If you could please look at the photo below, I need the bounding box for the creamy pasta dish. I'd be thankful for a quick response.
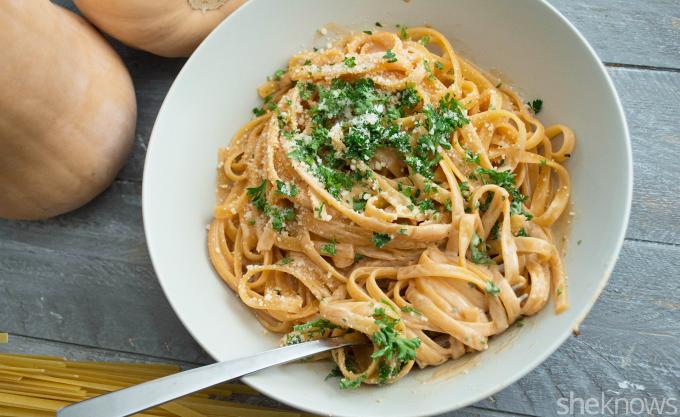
[208,26,575,388]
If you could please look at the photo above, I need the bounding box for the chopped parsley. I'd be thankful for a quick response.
[419,35,431,46]
[363,30,373,35]
[252,107,266,116]
[470,233,494,265]
[315,202,325,219]
[326,365,343,380]
[400,305,421,315]
[515,318,525,328]
[320,239,337,256]
[339,374,366,389]
[303,59,312,66]
[375,21,383,27]
[343,56,357,68]
[434,61,444,71]
[352,197,367,212]
[246,180,268,211]
[279,257,292,265]
[485,280,501,296]
[418,199,435,212]
[444,199,452,212]
[510,200,533,220]
[372,233,392,248]
[383,49,398,63]
[275,180,299,197]
[246,180,295,232]
[490,221,501,240]
[292,318,339,333]
[423,60,435,81]
[516,228,528,237]
[540,159,548,167]
[370,307,421,384]
[464,150,480,164]
[270,68,286,81]
[269,207,295,232]
[528,99,543,114]
[397,24,409,39]
[475,167,528,206]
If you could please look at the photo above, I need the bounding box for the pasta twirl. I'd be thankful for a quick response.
[208,27,575,388]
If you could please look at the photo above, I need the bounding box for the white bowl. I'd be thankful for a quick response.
[142,1,632,416]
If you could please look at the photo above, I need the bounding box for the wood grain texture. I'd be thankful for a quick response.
[0,335,532,417]
[548,0,680,69]
[2,2,679,417]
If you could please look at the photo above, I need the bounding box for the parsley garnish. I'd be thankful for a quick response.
[464,150,480,164]
[343,56,357,68]
[490,221,500,240]
[339,375,366,389]
[275,180,299,197]
[252,107,265,116]
[370,307,421,384]
[528,99,543,114]
[516,228,528,237]
[510,200,533,220]
[363,30,373,35]
[485,280,501,296]
[423,60,435,81]
[279,257,292,265]
[315,202,325,219]
[397,24,409,39]
[246,180,268,211]
[418,199,435,212]
[419,35,430,45]
[383,49,397,63]
[320,239,337,256]
[269,207,295,232]
[375,21,383,27]
[434,61,444,71]
[293,318,339,333]
[470,233,494,265]
[352,197,367,212]
[371,233,392,249]
[540,159,548,167]
[270,68,286,81]
[246,181,295,232]
[303,59,312,66]
[326,365,343,380]
[475,167,526,203]
[372,233,391,248]
[400,306,421,315]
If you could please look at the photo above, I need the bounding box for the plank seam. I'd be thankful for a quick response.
[604,62,680,74]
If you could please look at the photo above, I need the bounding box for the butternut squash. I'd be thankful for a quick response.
[0,1,136,220]
[74,0,247,58]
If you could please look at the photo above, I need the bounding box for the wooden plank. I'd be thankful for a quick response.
[548,0,680,69]
[2,237,678,416]
[609,67,680,245]
[0,336,519,417]
[476,239,680,416]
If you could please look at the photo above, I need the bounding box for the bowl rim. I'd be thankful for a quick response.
[142,0,633,415]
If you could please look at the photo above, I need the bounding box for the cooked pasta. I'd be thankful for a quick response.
[208,27,575,388]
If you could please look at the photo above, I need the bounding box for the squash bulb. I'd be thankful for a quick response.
[0,1,136,220]
[74,0,247,58]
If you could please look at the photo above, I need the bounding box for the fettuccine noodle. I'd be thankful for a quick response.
[208,27,575,387]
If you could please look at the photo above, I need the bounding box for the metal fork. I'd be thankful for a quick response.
[57,334,363,417]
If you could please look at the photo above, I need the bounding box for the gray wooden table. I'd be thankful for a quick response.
[2,1,679,416]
